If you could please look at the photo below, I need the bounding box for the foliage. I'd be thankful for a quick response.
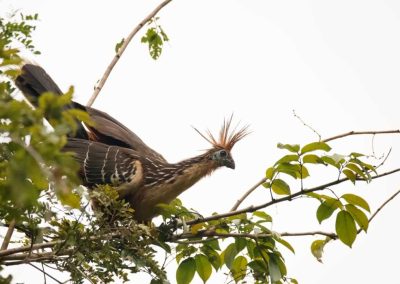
[0,7,398,284]
[141,17,169,60]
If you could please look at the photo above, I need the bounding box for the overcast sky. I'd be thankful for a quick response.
[2,0,400,283]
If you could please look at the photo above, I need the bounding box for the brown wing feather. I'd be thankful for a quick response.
[71,103,166,163]
[64,138,142,187]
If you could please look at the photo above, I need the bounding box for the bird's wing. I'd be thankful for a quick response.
[64,138,144,189]
[72,103,167,163]
[16,64,89,139]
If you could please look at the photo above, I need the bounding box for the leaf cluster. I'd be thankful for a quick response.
[141,17,169,60]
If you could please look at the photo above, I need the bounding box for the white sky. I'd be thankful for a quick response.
[2,0,400,283]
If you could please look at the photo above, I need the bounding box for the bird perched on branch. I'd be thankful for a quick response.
[15,64,248,222]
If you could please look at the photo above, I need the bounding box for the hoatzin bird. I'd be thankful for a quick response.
[15,64,248,222]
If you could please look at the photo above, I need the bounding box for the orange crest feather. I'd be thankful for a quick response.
[193,115,249,150]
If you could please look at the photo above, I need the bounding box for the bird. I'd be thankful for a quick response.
[15,64,249,222]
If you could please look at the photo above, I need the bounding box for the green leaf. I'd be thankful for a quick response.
[248,259,268,275]
[205,239,221,251]
[346,163,368,181]
[222,244,238,269]
[200,246,221,271]
[321,156,340,169]
[341,193,370,212]
[316,199,341,223]
[271,179,291,195]
[246,241,256,259]
[275,163,309,179]
[310,239,330,262]
[274,154,299,166]
[268,254,282,282]
[176,257,196,284]
[330,153,346,164]
[301,141,331,154]
[343,169,356,184]
[306,192,322,200]
[302,154,324,164]
[275,163,298,179]
[253,211,272,222]
[57,191,81,208]
[235,238,247,253]
[277,143,300,153]
[336,210,357,247]
[345,204,369,232]
[265,167,275,180]
[231,256,248,282]
[114,38,125,53]
[350,152,364,158]
[274,237,295,254]
[195,254,212,283]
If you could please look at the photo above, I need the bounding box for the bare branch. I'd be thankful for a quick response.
[86,0,173,106]
[365,189,400,226]
[0,240,61,258]
[1,219,16,250]
[323,130,400,143]
[29,263,63,284]
[230,178,266,211]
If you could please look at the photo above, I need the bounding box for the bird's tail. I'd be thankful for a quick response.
[15,64,88,139]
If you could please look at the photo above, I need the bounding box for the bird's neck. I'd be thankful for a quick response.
[144,152,219,204]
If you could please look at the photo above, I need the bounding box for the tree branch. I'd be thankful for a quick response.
[231,130,400,212]
[29,263,64,284]
[0,240,61,258]
[360,189,400,232]
[1,219,16,250]
[230,178,266,211]
[172,230,337,242]
[174,187,400,246]
[86,0,173,106]
[186,168,400,226]
[323,130,400,143]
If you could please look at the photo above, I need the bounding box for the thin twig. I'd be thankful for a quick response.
[323,130,400,143]
[1,219,16,250]
[29,263,63,284]
[365,189,400,227]
[230,178,266,211]
[86,0,173,106]
[42,263,47,284]
[293,110,321,141]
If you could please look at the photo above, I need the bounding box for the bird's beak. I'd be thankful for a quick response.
[225,158,235,169]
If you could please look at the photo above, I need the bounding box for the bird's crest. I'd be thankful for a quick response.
[193,115,250,150]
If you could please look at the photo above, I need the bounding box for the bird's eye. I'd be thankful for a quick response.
[219,150,227,157]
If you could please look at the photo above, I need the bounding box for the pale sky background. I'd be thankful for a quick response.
[1,0,400,283]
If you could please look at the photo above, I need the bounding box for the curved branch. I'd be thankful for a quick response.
[86,0,173,106]
[230,178,266,211]
[360,189,400,231]
[323,130,400,143]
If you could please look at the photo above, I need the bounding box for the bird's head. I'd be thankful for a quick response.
[194,115,249,170]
